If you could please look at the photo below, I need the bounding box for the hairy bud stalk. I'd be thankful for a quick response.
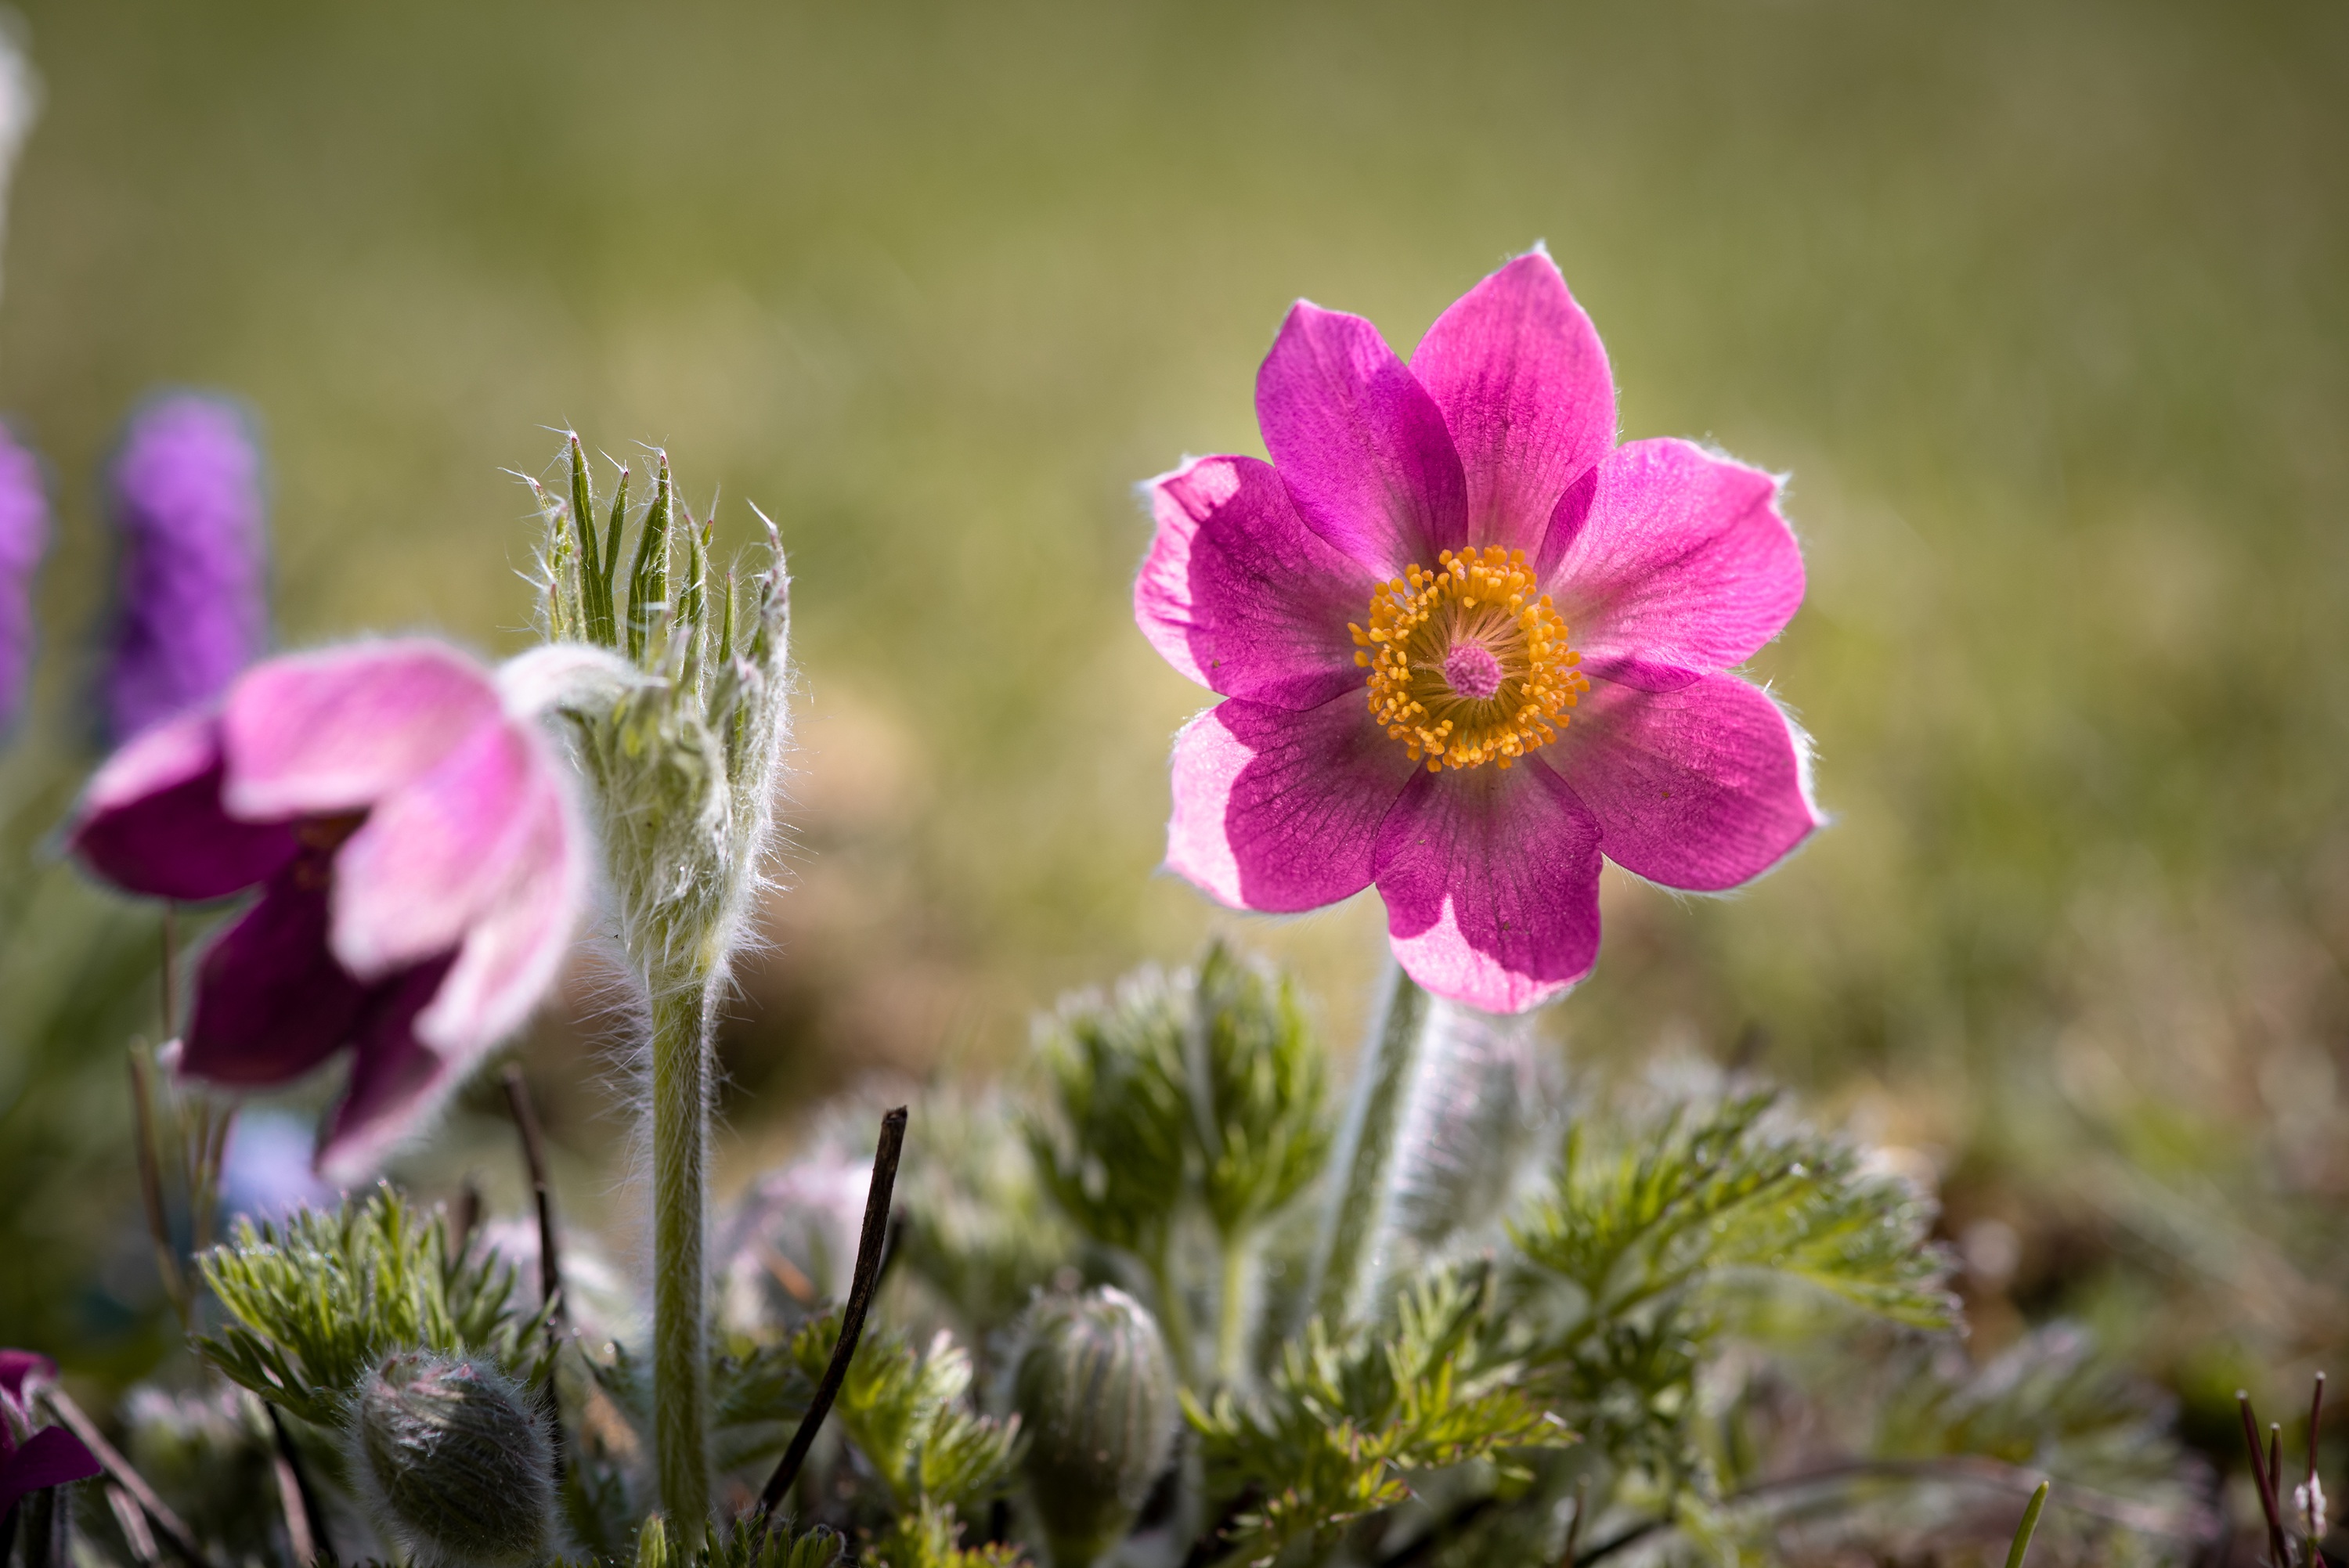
[1012,1288,1178,1568]
[1311,968,1553,1325]
[529,437,792,1541]
[349,1351,556,1568]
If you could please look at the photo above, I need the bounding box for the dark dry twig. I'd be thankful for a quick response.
[265,1404,323,1566]
[2241,1391,2292,1568]
[500,1065,568,1481]
[127,1049,186,1317]
[752,1105,910,1527]
[1561,1476,1589,1568]
[191,1101,233,1257]
[448,1179,482,1263]
[500,1065,567,1332]
[38,1387,215,1568]
[2309,1373,2327,1558]
[105,1483,159,1564]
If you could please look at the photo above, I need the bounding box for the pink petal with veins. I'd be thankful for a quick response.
[1551,672,1819,890]
[1136,453,1380,711]
[1166,692,1417,912]
[1256,302,1467,578]
[1413,249,1615,555]
[1372,759,1604,1014]
[220,640,500,820]
[329,716,541,979]
[1541,439,1803,687]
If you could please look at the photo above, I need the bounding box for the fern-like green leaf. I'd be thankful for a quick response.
[868,1498,1030,1568]
[194,1187,550,1426]
[1187,1267,1572,1566]
[1511,1090,1956,1337]
[787,1310,1022,1515]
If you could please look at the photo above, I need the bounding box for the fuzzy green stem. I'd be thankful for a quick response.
[1146,1247,1193,1385]
[1309,961,1429,1326]
[651,977,715,1543]
[1214,1227,1255,1386]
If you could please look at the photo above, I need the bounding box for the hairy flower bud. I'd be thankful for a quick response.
[2297,1477,2328,1542]
[1012,1287,1177,1568]
[349,1350,554,1568]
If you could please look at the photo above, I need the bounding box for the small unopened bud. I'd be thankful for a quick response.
[2296,1476,2328,1541]
[1012,1287,1177,1568]
[349,1350,554,1568]
[633,1513,670,1568]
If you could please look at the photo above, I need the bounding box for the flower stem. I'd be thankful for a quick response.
[1146,1246,1193,1384]
[650,977,715,1544]
[1309,961,1429,1327]
[1214,1227,1255,1386]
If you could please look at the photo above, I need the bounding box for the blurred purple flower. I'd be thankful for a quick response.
[69,639,586,1182]
[0,1350,103,1519]
[103,393,269,743]
[218,1108,338,1221]
[0,424,47,734]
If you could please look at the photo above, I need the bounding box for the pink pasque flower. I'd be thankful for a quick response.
[1137,249,1817,1013]
[1,1350,103,1519]
[69,640,586,1181]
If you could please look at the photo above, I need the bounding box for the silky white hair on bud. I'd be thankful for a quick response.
[347,1350,557,1568]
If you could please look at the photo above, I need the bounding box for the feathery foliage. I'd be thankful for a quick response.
[865,1500,1030,1568]
[629,1512,849,1568]
[194,1187,552,1427]
[786,1309,1023,1517]
[1189,943,1330,1240]
[1188,1267,1570,1566]
[148,948,2206,1568]
[1510,1088,1958,1336]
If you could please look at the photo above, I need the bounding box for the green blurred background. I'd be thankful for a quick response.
[2,0,2344,1451]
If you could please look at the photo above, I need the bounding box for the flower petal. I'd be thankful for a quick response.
[1167,693,1417,913]
[0,1350,56,1403]
[414,763,584,1055]
[314,955,459,1185]
[0,1426,105,1516]
[1411,250,1615,553]
[220,640,500,820]
[1371,759,1604,1013]
[1550,672,1820,890]
[68,710,298,899]
[1256,301,1467,577]
[1136,454,1378,709]
[328,716,541,979]
[1540,439,1803,682]
[181,873,370,1086]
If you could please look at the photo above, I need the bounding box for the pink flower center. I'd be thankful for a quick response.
[1441,641,1504,701]
[1348,546,1589,773]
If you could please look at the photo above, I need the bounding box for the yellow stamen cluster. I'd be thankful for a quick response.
[1349,546,1588,773]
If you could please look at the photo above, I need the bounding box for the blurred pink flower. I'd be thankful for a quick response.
[70,640,586,1181]
[0,1350,103,1519]
[1137,249,1817,1012]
